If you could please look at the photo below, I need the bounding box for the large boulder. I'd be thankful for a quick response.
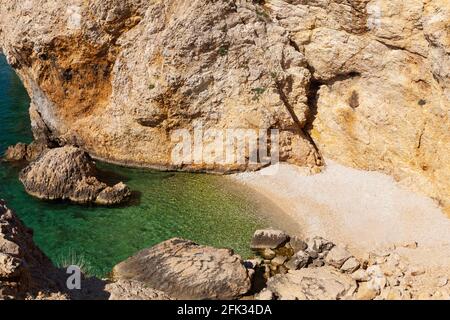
[19,146,131,205]
[266,267,357,300]
[112,238,253,300]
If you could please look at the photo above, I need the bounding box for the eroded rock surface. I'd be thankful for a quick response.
[19,146,131,205]
[112,238,253,300]
[0,200,64,300]
[266,267,357,300]
[0,0,322,174]
[104,280,171,300]
[250,229,290,250]
[269,0,450,213]
[1,0,448,211]
[3,141,49,162]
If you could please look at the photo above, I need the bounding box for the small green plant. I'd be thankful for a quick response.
[148,83,155,90]
[252,87,266,101]
[54,249,94,277]
[218,46,229,56]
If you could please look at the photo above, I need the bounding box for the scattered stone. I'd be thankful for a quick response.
[325,246,352,269]
[104,280,171,300]
[307,250,319,260]
[437,277,448,287]
[433,289,450,300]
[356,282,379,300]
[112,238,252,300]
[0,253,21,278]
[366,265,387,292]
[255,289,274,301]
[266,267,357,300]
[271,256,287,267]
[372,249,391,258]
[19,146,131,205]
[274,246,294,258]
[289,236,308,253]
[278,265,288,275]
[401,242,418,249]
[369,252,388,265]
[409,267,426,277]
[285,251,310,270]
[251,229,289,250]
[385,288,410,300]
[387,276,401,287]
[367,265,384,278]
[417,292,432,300]
[352,269,370,282]
[310,259,325,268]
[368,276,387,292]
[261,248,276,260]
[305,237,335,255]
[340,257,361,274]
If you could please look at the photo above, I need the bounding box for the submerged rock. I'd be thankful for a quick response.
[4,143,28,161]
[19,146,130,205]
[96,182,131,206]
[112,238,253,300]
[4,141,48,162]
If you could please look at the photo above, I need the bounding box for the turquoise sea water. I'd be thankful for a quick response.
[0,54,277,277]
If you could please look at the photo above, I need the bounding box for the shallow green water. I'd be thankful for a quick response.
[0,54,276,277]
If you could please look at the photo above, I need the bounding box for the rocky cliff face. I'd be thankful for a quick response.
[0,200,65,299]
[0,1,448,211]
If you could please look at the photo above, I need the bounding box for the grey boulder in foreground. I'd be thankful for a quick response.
[112,238,253,300]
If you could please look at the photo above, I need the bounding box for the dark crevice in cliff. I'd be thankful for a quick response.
[321,71,362,87]
[374,39,427,59]
[304,70,361,131]
[304,77,321,134]
[280,40,326,165]
[31,107,61,148]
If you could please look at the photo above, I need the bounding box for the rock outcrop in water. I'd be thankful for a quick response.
[112,238,253,300]
[3,141,49,162]
[19,146,131,205]
[0,0,448,212]
[0,200,65,300]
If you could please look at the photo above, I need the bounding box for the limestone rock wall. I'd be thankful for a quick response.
[0,0,321,173]
[0,0,449,211]
[271,0,450,212]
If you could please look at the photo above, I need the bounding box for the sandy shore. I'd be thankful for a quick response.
[232,160,450,269]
